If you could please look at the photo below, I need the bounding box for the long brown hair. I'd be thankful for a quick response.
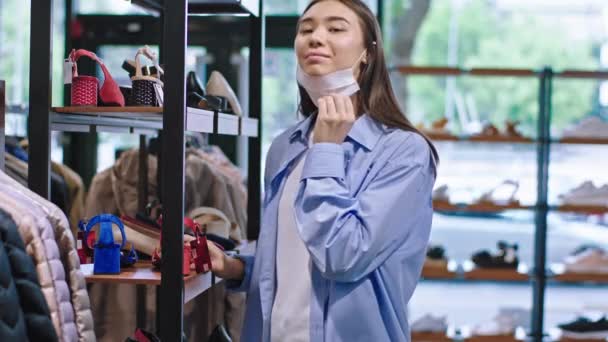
[297,0,439,164]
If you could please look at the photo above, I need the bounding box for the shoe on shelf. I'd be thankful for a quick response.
[122,59,163,79]
[504,120,525,138]
[558,316,608,340]
[473,122,500,137]
[187,92,228,112]
[425,244,448,268]
[559,181,608,206]
[562,116,608,139]
[432,184,450,202]
[206,71,243,116]
[471,241,519,269]
[431,117,449,132]
[475,179,520,206]
[411,314,448,333]
[472,312,516,336]
[186,71,206,96]
[564,247,608,274]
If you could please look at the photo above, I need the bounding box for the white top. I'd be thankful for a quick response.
[271,135,313,342]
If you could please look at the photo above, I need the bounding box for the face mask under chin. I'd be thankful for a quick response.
[296,50,367,106]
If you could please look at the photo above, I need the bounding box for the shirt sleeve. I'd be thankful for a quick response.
[225,254,255,292]
[295,134,435,283]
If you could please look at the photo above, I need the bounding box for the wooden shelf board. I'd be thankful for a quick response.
[464,335,518,342]
[468,135,534,143]
[422,131,534,143]
[422,260,458,279]
[462,261,530,281]
[433,200,532,213]
[549,263,608,283]
[556,205,608,215]
[558,137,608,145]
[423,131,460,141]
[81,262,217,303]
[411,331,452,342]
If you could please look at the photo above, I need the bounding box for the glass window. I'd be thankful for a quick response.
[383,0,606,70]
[0,0,65,107]
[261,48,300,184]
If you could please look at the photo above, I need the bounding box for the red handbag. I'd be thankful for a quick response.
[69,49,125,106]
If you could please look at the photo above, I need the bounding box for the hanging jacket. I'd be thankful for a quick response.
[52,162,86,236]
[0,188,78,342]
[0,208,58,342]
[0,212,29,342]
[0,172,96,342]
[0,191,64,340]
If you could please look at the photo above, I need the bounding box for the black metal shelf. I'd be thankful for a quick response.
[132,0,259,17]
[29,0,263,340]
[49,106,259,137]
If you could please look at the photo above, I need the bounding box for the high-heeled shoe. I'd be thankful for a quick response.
[122,59,163,78]
[187,92,228,112]
[186,71,206,96]
[206,71,243,116]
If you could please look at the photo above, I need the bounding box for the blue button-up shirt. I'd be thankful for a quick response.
[228,113,437,342]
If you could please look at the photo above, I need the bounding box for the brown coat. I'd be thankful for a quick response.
[84,149,246,341]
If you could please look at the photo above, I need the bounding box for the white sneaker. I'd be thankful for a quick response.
[411,314,448,333]
[559,181,608,206]
[564,248,608,274]
[432,185,450,202]
[562,117,608,138]
[473,313,516,336]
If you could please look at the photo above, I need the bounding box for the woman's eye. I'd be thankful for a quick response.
[300,28,313,34]
[329,27,345,33]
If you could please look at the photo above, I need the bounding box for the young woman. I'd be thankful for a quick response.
[207,1,438,341]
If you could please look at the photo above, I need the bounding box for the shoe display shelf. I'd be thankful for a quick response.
[50,106,258,137]
[423,131,535,144]
[461,260,531,282]
[421,259,458,280]
[28,0,264,340]
[81,261,218,304]
[411,331,454,342]
[552,204,608,216]
[557,137,608,145]
[433,200,534,213]
[459,326,527,342]
[547,263,608,284]
[398,66,597,341]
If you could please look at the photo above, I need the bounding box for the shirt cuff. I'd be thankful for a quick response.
[301,143,345,180]
[225,254,254,292]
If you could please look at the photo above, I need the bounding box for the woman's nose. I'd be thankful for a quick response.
[308,28,325,47]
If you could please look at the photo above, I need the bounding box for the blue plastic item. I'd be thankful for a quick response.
[80,214,126,274]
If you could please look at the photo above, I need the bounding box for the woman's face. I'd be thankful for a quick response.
[295,0,367,77]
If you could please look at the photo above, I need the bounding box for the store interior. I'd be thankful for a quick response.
[1,0,608,341]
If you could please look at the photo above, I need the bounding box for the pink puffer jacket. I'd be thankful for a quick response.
[0,173,96,341]
[0,189,77,341]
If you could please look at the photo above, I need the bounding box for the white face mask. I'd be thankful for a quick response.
[296,50,367,107]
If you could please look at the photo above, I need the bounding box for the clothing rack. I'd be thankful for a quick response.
[393,65,608,342]
[28,1,263,341]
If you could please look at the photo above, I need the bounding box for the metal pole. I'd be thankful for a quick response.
[160,0,187,340]
[28,0,53,198]
[531,67,552,342]
[247,1,264,241]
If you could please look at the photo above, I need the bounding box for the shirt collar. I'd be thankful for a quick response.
[289,113,385,151]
